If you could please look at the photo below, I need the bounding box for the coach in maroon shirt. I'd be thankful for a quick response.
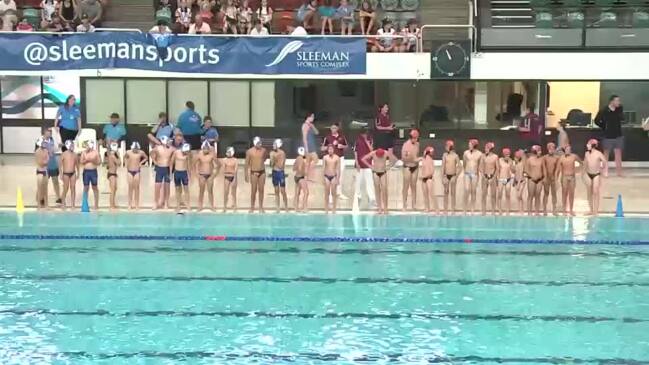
[321,123,349,198]
[352,127,376,210]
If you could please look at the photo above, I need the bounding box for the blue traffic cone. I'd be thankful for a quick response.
[615,194,624,218]
[81,191,90,213]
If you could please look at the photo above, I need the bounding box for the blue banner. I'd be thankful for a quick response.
[0,32,366,74]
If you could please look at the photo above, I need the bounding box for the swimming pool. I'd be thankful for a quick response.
[1,213,648,364]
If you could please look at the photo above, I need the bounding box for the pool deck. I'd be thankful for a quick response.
[2,155,649,215]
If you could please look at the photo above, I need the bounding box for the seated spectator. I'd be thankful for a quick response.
[196,0,214,21]
[102,113,127,146]
[40,0,58,29]
[256,0,272,33]
[336,0,354,35]
[319,0,334,35]
[249,18,268,35]
[0,0,18,31]
[16,17,34,31]
[175,0,191,32]
[76,13,96,32]
[78,0,102,26]
[287,22,307,36]
[201,116,219,144]
[158,0,171,10]
[359,0,375,35]
[188,13,210,33]
[400,18,420,52]
[372,19,398,53]
[296,0,316,30]
[58,0,76,29]
[237,0,252,34]
[148,112,175,146]
[222,0,237,34]
[150,19,172,33]
[45,15,64,31]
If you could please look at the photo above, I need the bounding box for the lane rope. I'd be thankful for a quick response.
[0,234,647,245]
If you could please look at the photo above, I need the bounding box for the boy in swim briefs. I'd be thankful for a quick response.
[106,142,120,210]
[362,147,394,215]
[441,140,460,214]
[497,147,514,215]
[222,146,239,212]
[293,147,309,212]
[124,142,147,210]
[463,138,482,214]
[34,138,50,209]
[480,142,499,215]
[322,144,340,214]
[59,140,79,209]
[420,146,437,214]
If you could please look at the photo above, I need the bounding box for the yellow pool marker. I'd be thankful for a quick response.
[15,187,25,213]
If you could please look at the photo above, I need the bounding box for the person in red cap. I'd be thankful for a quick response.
[401,128,421,212]
[542,142,560,216]
[558,144,581,216]
[583,138,606,216]
[513,149,527,214]
[441,139,461,214]
[525,144,545,216]
[497,147,514,215]
[361,147,395,214]
[481,142,499,215]
[420,146,438,214]
[462,138,482,214]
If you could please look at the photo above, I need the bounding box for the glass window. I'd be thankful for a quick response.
[1,76,42,119]
[126,80,166,125]
[208,81,249,127]
[84,79,125,124]
[168,80,208,124]
[251,81,274,127]
[42,75,81,119]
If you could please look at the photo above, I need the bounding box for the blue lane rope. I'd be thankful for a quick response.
[0,234,647,245]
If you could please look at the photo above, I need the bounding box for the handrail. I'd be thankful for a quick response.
[95,28,143,33]
[418,24,477,53]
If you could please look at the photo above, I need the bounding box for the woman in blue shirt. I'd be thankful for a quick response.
[54,95,81,152]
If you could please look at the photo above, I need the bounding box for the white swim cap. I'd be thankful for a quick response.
[201,140,211,150]
[64,140,74,151]
[36,137,46,148]
[86,140,96,149]
[131,141,141,150]
[110,142,119,152]
[253,136,262,147]
[159,136,170,145]
[226,146,235,157]
[181,143,191,152]
[297,147,306,156]
[273,138,283,150]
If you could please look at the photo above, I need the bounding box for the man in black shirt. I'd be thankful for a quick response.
[594,95,624,177]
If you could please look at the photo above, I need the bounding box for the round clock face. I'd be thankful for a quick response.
[432,42,469,77]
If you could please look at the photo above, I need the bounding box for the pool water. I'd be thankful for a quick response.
[0,213,648,364]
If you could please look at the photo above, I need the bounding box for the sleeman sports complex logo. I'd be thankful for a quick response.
[265,40,303,67]
[265,40,351,71]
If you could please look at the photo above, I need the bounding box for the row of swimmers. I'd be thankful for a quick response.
[33,132,608,216]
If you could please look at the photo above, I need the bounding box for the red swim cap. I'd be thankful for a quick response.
[502,147,511,156]
[515,149,524,158]
[445,139,454,149]
[469,139,479,147]
[375,148,386,157]
[485,142,495,151]
[588,138,598,147]
[424,146,434,156]
[531,145,542,153]
[409,129,420,139]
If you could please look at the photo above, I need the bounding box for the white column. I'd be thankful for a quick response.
[474,81,488,125]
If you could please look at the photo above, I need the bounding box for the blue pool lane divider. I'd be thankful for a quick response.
[0,234,648,245]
